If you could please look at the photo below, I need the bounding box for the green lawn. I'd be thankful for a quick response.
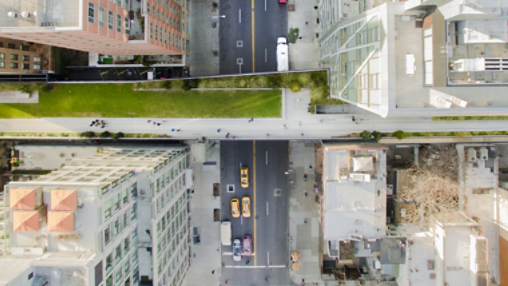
[0,84,282,118]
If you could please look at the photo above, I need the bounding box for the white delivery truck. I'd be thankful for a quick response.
[277,37,289,72]
[221,221,232,246]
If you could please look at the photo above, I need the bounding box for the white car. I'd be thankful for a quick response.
[233,239,242,262]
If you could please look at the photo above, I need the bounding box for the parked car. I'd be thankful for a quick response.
[231,198,240,218]
[279,0,287,3]
[240,166,249,188]
[243,235,253,256]
[242,196,251,218]
[233,239,242,261]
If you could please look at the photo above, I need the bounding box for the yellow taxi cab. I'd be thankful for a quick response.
[242,196,251,218]
[240,166,249,188]
[231,198,240,218]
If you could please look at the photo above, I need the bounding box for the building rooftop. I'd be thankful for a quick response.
[322,145,387,241]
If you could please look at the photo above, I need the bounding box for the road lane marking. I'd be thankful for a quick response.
[269,265,286,268]
[251,0,255,72]
[223,265,286,269]
[266,151,268,165]
[266,202,269,215]
[222,252,233,256]
[265,48,267,62]
[267,252,270,265]
[265,0,267,11]
[253,141,257,266]
[239,9,241,23]
[241,216,243,225]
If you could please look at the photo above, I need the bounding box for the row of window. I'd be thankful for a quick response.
[104,204,137,247]
[89,3,130,35]
[0,42,30,51]
[159,247,189,286]
[105,263,138,286]
[0,53,42,62]
[103,185,136,220]
[0,62,41,70]
[149,23,182,49]
[157,227,188,276]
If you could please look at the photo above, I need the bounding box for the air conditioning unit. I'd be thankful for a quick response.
[350,173,371,182]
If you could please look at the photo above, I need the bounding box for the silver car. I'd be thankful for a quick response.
[233,239,242,262]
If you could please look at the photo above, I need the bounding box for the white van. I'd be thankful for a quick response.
[276,37,289,72]
[221,221,231,246]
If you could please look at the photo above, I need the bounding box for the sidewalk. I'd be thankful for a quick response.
[288,141,324,285]
[184,144,223,286]
[288,0,320,70]
[189,0,220,76]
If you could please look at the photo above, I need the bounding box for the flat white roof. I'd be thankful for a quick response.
[322,148,386,240]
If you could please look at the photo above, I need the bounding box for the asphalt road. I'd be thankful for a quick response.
[219,0,288,74]
[220,140,291,285]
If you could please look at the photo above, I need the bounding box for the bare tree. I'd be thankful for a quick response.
[397,144,459,225]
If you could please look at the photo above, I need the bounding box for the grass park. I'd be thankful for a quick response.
[0,71,334,118]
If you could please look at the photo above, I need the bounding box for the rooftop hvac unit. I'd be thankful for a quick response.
[350,173,371,182]
[468,148,477,162]
[479,147,488,160]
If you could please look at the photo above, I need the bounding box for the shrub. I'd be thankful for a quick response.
[372,131,382,142]
[289,81,301,92]
[392,130,407,140]
[162,81,172,89]
[288,28,299,44]
[99,131,112,138]
[80,131,96,138]
[360,130,371,140]
[112,132,124,142]
[182,80,192,91]
[311,72,327,87]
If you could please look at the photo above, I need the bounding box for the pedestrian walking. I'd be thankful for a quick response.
[162,120,166,123]
[226,133,230,138]
[157,123,161,126]
[217,129,221,133]
[251,118,253,122]
[101,125,105,129]
[147,120,151,123]
[225,280,229,284]
[95,121,101,127]
[320,119,323,123]
[248,119,252,123]
[211,270,215,274]
[299,36,302,39]
[153,122,156,125]
[309,165,313,169]
[352,116,356,122]
[233,136,236,139]
[101,120,105,124]
[171,128,175,132]
[301,133,304,136]
[283,124,287,129]
[90,122,94,127]
[267,133,270,137]
[306,21,308,25]
[246,260,250,265]
[176,129,181,132]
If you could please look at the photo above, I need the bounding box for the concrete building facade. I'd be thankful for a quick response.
[0,0,190,57]
[0,145,192,286]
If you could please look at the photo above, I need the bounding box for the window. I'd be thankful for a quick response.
[123,189,129,204]
[114,194,120,212]
[115,244,122,263]
[8,43,15,49]
[10,63,18,69]
[124,259,130,275]
[10,54,18,60]
[150,23,153,38]
[125,0,130,7]
[33,56,41,62]
[113,217,120,236]
[23,55,30,61]
[20,45,29,51]
[104,200,112,219]
[99,7,105,27]
[117,14,122,32]
[123,212,128,228]
[0,62,5,68]
[34,64,41,70]
[130,203,136,220]
[0,42,3,47]
[125,17,130,35]
[22,63,30,70]
[106,253,113,274]
[104,225,112,245]
[88,2,95,23]
[115,266,122,283]
[124,237,130,252]
[117,0,122,7]
[108,11,114,29]
[130,183,137,198]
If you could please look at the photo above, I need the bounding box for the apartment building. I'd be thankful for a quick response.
[0,0,189,57]
[318,0,508,118]
[0,37,51,73]
[0,146,192,286]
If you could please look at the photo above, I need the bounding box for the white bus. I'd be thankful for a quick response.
[277,37,289,72]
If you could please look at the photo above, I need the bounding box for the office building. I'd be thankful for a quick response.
[0,146,192,286]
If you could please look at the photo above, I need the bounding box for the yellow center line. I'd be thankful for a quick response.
[251,0,255,73]
[253,141,257,266]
